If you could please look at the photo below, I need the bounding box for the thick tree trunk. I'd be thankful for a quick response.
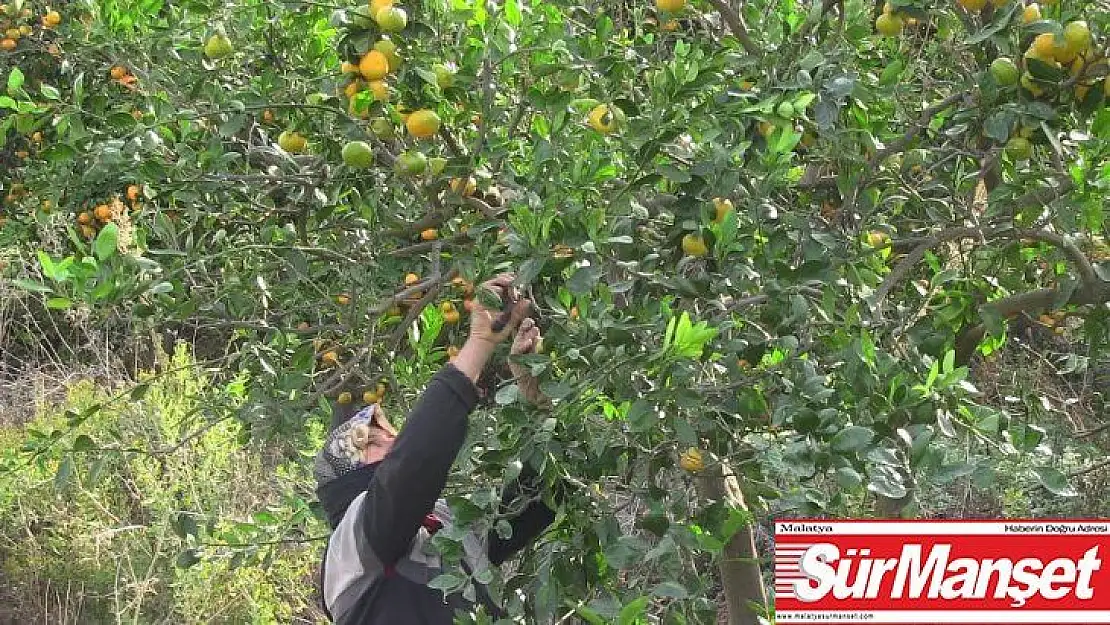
[695,462,768,625]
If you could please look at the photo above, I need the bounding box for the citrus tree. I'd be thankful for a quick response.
[3,0,1110,621]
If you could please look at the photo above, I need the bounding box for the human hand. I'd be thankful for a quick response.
[468,273,532,348]
[511,317,541,356]
[509,318,551,408]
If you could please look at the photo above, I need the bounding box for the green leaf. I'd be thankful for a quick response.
[657,163,691,183]
[799,51,825,72]
[1033,467,1078,497]
[95,223,119,260]
[46,297,72,310]
[566,265,602,295]
[148,281,174,295]
[617,596,650,625]
[106,112,138,131]
[935,462,975,484]
[504,0,521,26]
[1092,109,1110,139]
[131,383,151,400]
[40,143,78,162]
[40,83,60,100]
[879,60,904,86]
[830,426,873,452]
[539,380,573,399]
[604,535,648,569]
[668,312,718,359]
[517,257,546,285]
[793,92,817,111]
[574,606,607,625]
[651,582,688,599]
[495,384,519,405]
[7,67,25,95]
[1026,57,1064,82]
[176,548,201,569]
[867,468,908,500]
[835,466,863,488]
[71,434,95,451]
[218,114,246,138]
[627,399,655,432]
[943,349,955,374]
[13,279,53,294]
[964,2,1019,45]
[173,512,199,538]
[983,111,1014,142]
[54,455,74,491]
[428,572,465,591]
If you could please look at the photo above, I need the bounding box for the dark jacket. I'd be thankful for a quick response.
[319,363,556,624]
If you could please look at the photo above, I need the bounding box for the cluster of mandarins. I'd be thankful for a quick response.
[108,64,139,90]
[334,0,487,247]
[0,3,59,50]
[394,273,471,325]
[314,275,475,404]
[875,3,1105,162]
[71,186,142,239]
[312,332,391,406]
[334,0,454,182]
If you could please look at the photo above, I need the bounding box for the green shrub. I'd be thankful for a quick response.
[0,343,327,624]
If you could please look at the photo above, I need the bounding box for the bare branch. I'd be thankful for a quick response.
[867,92,965,171]
[704,0,760,55]
[465,195,506,219]
[439,126,466,159]
[955,282,1110,364]
[387,267,459,350]
[1076,422,1110,439]
[384,208,455,239]
[1069,457,1110,478]
[873,225,1100,310]
[388,232,473,258]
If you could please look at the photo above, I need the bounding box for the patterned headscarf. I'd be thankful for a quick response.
[314,405,376,488]
[313,406,399,488]
[315,404,398,528]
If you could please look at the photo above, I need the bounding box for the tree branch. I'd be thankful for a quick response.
[388,232,473,257]
[867,92,966,171]
[369,273,456,315]
[384,208,455,238]
[793,0,840,42]
[694,459,768,625]
[954,281,1110,364]
[1069,457,1110,478]
[387,267,459,350]
[439,126,466,159]
[704,0,760,55]
[872,225,1100,311]
[465,195,506,219]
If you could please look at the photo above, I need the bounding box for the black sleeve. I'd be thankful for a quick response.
[487,463,557,565]
[361,363,477,566]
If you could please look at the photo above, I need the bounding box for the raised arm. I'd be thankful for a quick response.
[360,361,478,565]
[360,274,532,566]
